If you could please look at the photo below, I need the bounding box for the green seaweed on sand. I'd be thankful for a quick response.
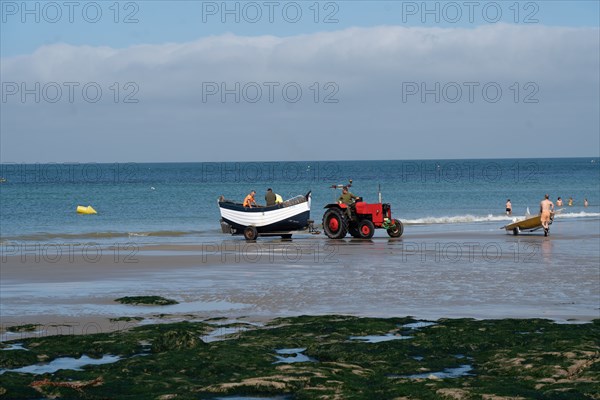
[109,316,145,322]
[114,296,179,306]
[6,324,40,333]
[0,316,598,399]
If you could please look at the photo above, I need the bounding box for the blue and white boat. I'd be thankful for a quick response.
[218,192,312,240]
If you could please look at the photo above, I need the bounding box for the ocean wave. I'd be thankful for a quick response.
[402,211,600,225]
[555,211,600,219]
[1,230,202,242]
[403,214,511,225]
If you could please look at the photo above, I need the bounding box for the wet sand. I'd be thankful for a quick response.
[1,219,599,336]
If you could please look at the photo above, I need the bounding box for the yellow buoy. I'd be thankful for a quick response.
[76,205,97,214]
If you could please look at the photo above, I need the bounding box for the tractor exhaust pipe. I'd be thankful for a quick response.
[378,184,382,203]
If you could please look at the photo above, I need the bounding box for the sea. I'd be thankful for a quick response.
[1,158,599,245]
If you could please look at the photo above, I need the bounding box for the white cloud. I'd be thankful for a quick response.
[1,24,598,162]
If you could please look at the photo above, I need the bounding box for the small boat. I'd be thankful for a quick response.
[218,192,313,240]
[503,212,555,235]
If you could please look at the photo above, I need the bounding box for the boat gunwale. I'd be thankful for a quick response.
[218,194,310,213]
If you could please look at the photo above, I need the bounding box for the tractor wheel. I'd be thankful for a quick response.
[243,226,258,241]
[322,208,348,239]
[387,219,404,238]
[357,219,375,239]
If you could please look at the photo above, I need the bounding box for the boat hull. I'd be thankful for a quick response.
[504,213,553,234]
[505,215,543,231]
[219,194,311,234]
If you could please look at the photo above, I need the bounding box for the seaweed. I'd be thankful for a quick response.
[0,316,597,399]
[114,296,179,306]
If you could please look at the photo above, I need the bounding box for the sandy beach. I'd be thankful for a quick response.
[2,218,598,339]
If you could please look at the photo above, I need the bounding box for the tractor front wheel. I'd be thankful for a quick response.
[387,219,404,238]
[358,219,375,239]
[322,208,348,239]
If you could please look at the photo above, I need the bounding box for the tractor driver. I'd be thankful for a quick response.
[338,186,358,218]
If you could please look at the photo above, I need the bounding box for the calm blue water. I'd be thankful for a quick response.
[1,158,598,243]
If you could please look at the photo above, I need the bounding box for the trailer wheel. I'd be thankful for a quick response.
[512,227,519,236]
[358,219,375,239]
[322,208,348,239]
[244,226,258,241]
[387,219,404,238]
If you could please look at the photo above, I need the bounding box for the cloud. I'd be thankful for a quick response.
[1,24,598,162]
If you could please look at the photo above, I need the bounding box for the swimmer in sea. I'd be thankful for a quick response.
[505,199,512,216]
[556,197,563,207]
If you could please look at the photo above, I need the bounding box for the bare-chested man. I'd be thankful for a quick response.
[539,194,554,236]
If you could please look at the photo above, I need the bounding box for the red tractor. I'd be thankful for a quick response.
[322,182,404,239]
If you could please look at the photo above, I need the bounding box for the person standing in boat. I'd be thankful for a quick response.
[505,199,512,216]
[540,194,554,237]
[265,188,276,206]
[243,190,258,208]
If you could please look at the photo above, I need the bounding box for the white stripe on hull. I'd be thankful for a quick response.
[220,200,310,228]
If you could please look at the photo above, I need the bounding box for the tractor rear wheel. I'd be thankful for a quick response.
[322,208,348,239]
[387,219,404,238]
[243,226,258,241]
[357,219,375,239]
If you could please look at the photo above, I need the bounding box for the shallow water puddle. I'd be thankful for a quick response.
[273,348,317,364]
[349,333,413,343]
[401,321,437,329]
[391,364,474,379]
[1,342,28,351]
[0,354,121,375]
[202,326,249,343]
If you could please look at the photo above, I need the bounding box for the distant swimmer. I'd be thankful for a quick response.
[556,197,563,207]
[505,199,512,216]
[584,198,589,207]
[539,194,554,237]
[568,197,573,206]
[243,190,257,208]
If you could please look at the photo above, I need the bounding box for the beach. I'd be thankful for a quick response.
[2,217,598,339]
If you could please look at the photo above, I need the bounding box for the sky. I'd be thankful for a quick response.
[1,0,599,162]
